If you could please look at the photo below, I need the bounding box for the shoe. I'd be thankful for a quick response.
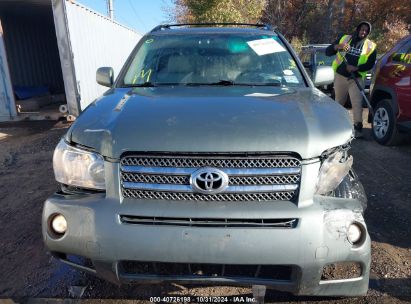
[354,122,363,139]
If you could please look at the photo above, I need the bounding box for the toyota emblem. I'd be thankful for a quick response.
[190,167,229,194]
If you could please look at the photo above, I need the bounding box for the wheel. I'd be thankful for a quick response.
[372,99,401,145]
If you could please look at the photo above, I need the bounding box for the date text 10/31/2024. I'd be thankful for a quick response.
[149,296,258,303]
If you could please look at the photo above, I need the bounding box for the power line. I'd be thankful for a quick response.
[127,0,148,30]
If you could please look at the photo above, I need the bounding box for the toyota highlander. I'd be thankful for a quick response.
[42,24,370,296]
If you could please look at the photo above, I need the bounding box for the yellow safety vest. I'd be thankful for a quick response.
[332,34,376,79]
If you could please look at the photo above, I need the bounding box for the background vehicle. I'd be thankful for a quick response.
[300,44,372,106]
[300,44,335,97]
[370,35,411,145]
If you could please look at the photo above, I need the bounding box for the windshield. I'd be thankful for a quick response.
[316,50,335,66]
[120,33,306,87]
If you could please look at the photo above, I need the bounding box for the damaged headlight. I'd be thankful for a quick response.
[53,138,105,190]
[315,144,352,195]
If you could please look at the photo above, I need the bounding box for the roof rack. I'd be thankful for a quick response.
[150,23,274,32]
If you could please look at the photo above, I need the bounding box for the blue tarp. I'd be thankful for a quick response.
[14,86,49,100]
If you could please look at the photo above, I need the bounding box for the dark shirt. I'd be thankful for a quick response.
[326,34,377,78]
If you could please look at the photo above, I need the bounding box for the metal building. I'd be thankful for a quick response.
[0,0,141,121]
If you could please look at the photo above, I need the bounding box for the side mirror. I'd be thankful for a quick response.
[313,65,334,86]
[96,67,114,87]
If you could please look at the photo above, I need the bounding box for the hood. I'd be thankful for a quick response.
[354,21,372,40]
[68,86,352,159]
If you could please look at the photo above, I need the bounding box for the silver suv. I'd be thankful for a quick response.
[42,24,369,296]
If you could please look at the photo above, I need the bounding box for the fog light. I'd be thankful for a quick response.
[51,214,67,235]
[347,223,362,244]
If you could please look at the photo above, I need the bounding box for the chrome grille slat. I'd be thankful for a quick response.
[229,175,300,185]
[122,189,295,201]
[121,156,300,168]
[123,182,192,192]
[121,166,301,176]
[120,154,301,202]
[123,182,298,193]
[121,173,189,184]
[122,173,300,186]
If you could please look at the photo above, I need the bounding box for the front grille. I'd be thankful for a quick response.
[120,261,292,281]
[120,154,301,202]
[120,215,298,228]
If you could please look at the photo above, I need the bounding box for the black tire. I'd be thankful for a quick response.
[372,99,401,146]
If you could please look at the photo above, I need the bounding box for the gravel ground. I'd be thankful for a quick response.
[0,116,410,303]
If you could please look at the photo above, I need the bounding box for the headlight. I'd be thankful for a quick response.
[315,146,353,195]
[53,138,105,190]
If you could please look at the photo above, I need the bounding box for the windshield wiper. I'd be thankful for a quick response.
[123,80,282,88]
[247,82,282,86]
[185,80,235,86]
[184,80,283,87]
[211,80,235,86]
[121,82,157,88]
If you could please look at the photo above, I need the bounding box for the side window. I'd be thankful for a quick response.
[316,51,334,66]
[397,39,411,53]
[392,40,411,64]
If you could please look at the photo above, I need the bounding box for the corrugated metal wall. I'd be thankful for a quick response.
[0,9,64,94]
[64,1,141,110]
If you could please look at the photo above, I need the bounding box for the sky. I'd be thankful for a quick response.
[77,0,173,34]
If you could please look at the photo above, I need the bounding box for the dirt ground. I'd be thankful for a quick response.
[0,113,410,303]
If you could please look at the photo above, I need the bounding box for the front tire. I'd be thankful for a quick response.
[372,99,401,145]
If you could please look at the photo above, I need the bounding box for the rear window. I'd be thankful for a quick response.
[120,33,306,87]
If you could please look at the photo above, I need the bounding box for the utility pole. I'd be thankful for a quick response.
[107,0,114,20]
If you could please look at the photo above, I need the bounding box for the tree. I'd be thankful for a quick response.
[336,0,346,35]
[169,0,266,24]
[261,0,311,38]
[261,0,409,51]
[165,0,410,53]
[326,0,335,41]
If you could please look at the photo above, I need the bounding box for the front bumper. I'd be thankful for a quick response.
[42,193,370,296]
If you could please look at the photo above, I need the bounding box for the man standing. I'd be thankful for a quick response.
[326,21,377,138]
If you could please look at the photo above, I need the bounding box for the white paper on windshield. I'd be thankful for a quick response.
[283,69,294,76]
[245,93,279,97]
[247,38,286,56]
[283,76,299,84]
